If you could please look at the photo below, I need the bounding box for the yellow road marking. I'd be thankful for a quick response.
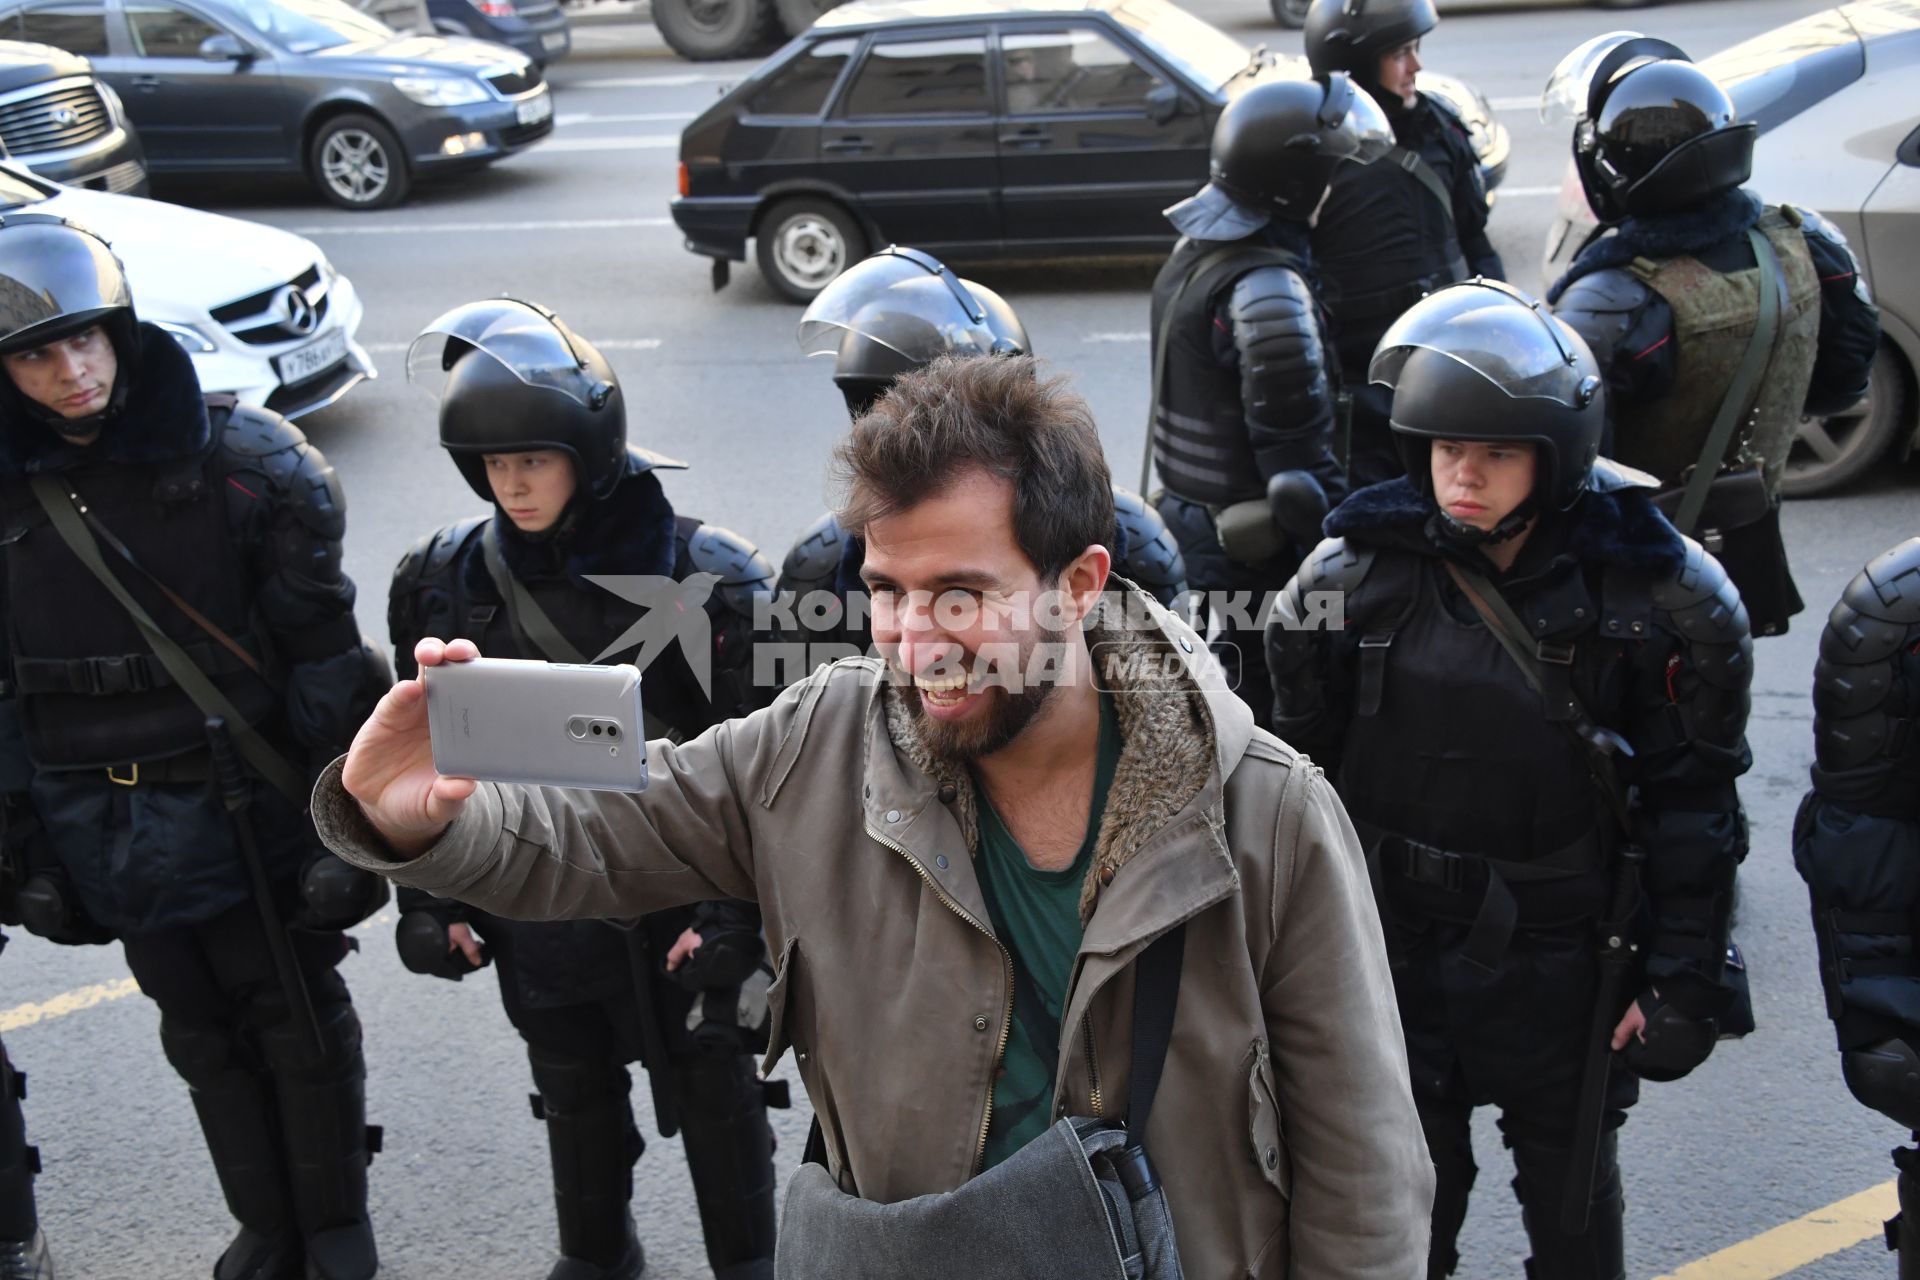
[0,977,141,1033]
[1655,1181,1898,1280]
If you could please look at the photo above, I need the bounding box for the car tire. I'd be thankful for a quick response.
[1783,343,1911,498]
[1269,0,1312,27]
[309,113,411,211]
[775,0,839,37]
[653,0,783,61]
[755,197,864,302]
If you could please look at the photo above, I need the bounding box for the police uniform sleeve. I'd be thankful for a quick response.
[216,406,391,761]
[1552,269,1678,426]
[1436,106,1503,280]
[1627,541,1754,1016]
[1224,265,1346,504]
[1265,537,1371,768]
[1793,538,1920,1082]
[1795,208,1881,418]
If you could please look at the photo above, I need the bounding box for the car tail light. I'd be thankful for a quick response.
[678,162,689,197]
[473,0,514,16]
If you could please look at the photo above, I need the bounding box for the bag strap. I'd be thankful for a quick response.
[1671,227,1786,536]
[1140,245,1293,494]
[1126,922,1186,1143]
[1441,561,1632,832]
[1389,146,1457,229]
[481,520,587,664]
[27,474,306,805]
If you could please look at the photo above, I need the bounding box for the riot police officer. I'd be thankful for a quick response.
[1303,0,1505,488]
[779,247,1188,666]
[1148,74,1386,732]
[1544,34,1879,637]
[1794,537,1920,1273]
[0,217,390,1280]
[1267,282,1753,1279]
[388,298,782,1280]
[0,719,50,1280]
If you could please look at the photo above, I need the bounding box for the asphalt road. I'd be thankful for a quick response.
[7,0,1920,1275]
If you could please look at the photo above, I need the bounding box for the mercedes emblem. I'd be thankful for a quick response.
[274,285,319,337]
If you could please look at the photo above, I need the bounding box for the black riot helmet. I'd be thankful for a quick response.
[1303,0,1437,83]
[796,246,1030,418]
[0,214,141,436]
[1542,32,1754,224]
[407,298,683,504]
[1370,280,1606,516]
[1165,74,1393,241]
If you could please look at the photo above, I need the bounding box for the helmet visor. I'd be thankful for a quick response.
[1539,31,1649,124]
[1325,73,1395,163]
[406,298,607,406]
[1369,282,1600,408]
[797,250,1002,362]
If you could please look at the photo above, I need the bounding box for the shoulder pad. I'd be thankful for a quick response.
[689,522,776,590]
[218,405,309,458]
[1587,458,1662,494]
[1651,539,1753,644]
[1819,537,1920,666]
[1295,536,1376,597]
[1109,485,1187,597]
[780,511,849,590]
[1227,264,1314,319]
[218,406,345,540]
[1553,268,1655,317]
[392,517,487,597]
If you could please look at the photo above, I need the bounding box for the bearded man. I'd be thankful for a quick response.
[310,353,1433,1279]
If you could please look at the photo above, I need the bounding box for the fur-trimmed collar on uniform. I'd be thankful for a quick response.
[1326,475,1686,574]
[877,601,1222,923]
[1546,188,1763,303]
[0,323,211,477]
[494,449,679,588]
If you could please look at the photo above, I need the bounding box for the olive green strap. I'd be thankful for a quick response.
[27,474,306,805]
[480,519,587,664]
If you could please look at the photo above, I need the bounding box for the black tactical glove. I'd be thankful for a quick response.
[16,867,115,947]
[395,898,488,981]
[1842,1038,1920,1129]
[1267,470,1330,547]
[667,904,766,993]
[1624,990,1718,1083]
[292,853,390,932]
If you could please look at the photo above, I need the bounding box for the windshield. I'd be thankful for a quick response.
[1111,0,1248,91]
[0,166,50,212]
[1701,8,1865,135]
[233,0,391,53]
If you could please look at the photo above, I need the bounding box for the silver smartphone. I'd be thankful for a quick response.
[423,657,649,792]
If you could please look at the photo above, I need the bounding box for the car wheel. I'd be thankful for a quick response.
[1782,343,1911,498]
[775,0,839,37]
[653,0,782,61]
[755,197,865,303]
[1269,0,1312,27]
[310,114,411,211]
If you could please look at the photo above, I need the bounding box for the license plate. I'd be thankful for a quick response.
[517,92,552,126]
[275,330,348,385]
[540,30,566,51]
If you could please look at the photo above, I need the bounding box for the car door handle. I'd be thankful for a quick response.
[131,75,162,90]
[998,127,1051,148]
[823,136,871,154]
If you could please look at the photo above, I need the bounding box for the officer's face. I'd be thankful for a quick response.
[1430,439,1536,531]
[483,449,578,533]
[1,325,117,424]
[861,465,1109,764]
[1376,39,1421,108]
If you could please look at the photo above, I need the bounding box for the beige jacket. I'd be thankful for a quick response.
[315,600,1433,1278]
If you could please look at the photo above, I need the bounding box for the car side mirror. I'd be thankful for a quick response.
[199,33,252,63]
[1145,84,1185,123]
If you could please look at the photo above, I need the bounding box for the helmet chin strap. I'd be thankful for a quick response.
[1436,497,1537,549]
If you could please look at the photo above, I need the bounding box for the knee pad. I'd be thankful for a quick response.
[160,1018,244,1089]
[527,1044,631,1118]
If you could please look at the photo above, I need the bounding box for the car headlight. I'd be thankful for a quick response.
[154,320,217,354]
[394,76,490,107]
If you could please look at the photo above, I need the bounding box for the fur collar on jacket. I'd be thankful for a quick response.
[879,594,1221,923]
[1546,189,1763,304]
[0,323,211,477]
[1326,475,1686,574]
[493,450,679,589]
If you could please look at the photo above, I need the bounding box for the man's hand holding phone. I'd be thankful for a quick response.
[342,637,481,859]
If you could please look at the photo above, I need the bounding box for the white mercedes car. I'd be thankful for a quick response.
[1,160,373,418]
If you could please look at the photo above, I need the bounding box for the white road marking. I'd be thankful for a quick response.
[1497,185,1563,199]
[287,216,673,235]
[555,111,694,125]
[571,72,738,88]
[540,134,680,151]
[364,338,662,353]
[1084,331,1149,343]
[1490,94,1542,111]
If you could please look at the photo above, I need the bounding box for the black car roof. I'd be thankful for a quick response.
[814,0,1123,31]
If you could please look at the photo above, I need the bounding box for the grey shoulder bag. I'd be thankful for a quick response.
[777,924,1188,1280]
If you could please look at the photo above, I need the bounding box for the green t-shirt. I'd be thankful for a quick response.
[973,693,1123,1169]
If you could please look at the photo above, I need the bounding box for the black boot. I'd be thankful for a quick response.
[1510,1130,1626,1280]
[157,1018,301,1280]
[673,1054,776,1279]
[528,1045,646,1280]
[0,1042,49,1280]
[257,1002,378,1280]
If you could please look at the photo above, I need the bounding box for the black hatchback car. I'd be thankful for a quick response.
[671,0,1508,301]
[0,0,555,208]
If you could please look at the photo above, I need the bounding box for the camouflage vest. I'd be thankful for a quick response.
[1620,207,1821,493]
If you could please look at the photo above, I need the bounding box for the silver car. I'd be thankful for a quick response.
[1542,0,1920,496]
